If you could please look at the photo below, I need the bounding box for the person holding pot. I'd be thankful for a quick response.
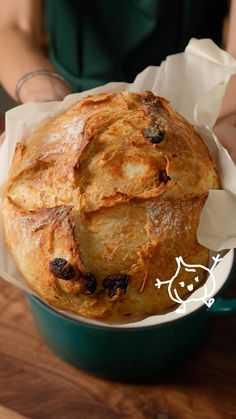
[0,0,235,162]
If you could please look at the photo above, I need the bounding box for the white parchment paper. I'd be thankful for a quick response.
[0,39,236,327]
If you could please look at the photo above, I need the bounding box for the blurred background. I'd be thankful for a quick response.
[0,86,15,113]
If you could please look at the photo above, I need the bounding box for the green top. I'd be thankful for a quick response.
[46,0,227,92]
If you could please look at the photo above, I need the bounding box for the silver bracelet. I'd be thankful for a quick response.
[15,69,71,104]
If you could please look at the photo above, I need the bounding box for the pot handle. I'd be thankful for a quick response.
[210,250,236,315]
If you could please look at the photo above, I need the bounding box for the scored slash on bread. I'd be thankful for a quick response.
[2,92,219,323]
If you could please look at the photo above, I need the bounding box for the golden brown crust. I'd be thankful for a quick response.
[2,92,219,323]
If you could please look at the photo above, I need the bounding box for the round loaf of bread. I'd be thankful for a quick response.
[2,91,219,323]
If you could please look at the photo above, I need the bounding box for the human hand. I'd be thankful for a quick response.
[19,74,71,103]
[213,123,236,164]
[0,74,71,146]
[0,113,5,145]
[0,131,5,145]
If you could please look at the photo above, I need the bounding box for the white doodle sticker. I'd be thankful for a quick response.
[155,254,222,314]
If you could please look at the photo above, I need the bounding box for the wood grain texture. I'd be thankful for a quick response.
[0,279,236,419]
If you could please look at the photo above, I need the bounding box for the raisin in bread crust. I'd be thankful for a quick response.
[2,92,219,323]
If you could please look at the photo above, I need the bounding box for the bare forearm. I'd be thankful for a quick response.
[212,1,236,163]
[0,26,70,102]
[0,26,53,95]
[217,0,236,120]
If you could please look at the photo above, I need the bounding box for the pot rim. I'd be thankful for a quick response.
[28,250,235,332]
[28,293,207,332]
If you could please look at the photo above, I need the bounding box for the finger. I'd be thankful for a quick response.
[213,123,236,164]
[0,131,5,145]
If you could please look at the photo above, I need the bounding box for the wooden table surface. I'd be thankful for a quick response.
[0,280,236,419]
[0,116,236,419]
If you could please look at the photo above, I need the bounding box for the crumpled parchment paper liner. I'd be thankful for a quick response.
[0,39,235,327]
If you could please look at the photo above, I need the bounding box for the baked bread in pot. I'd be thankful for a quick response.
[2,91,219,323]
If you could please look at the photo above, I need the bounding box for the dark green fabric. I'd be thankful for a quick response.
[46,0,228,92]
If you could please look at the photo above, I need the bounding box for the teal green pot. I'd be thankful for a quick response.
[27,251,236,382]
